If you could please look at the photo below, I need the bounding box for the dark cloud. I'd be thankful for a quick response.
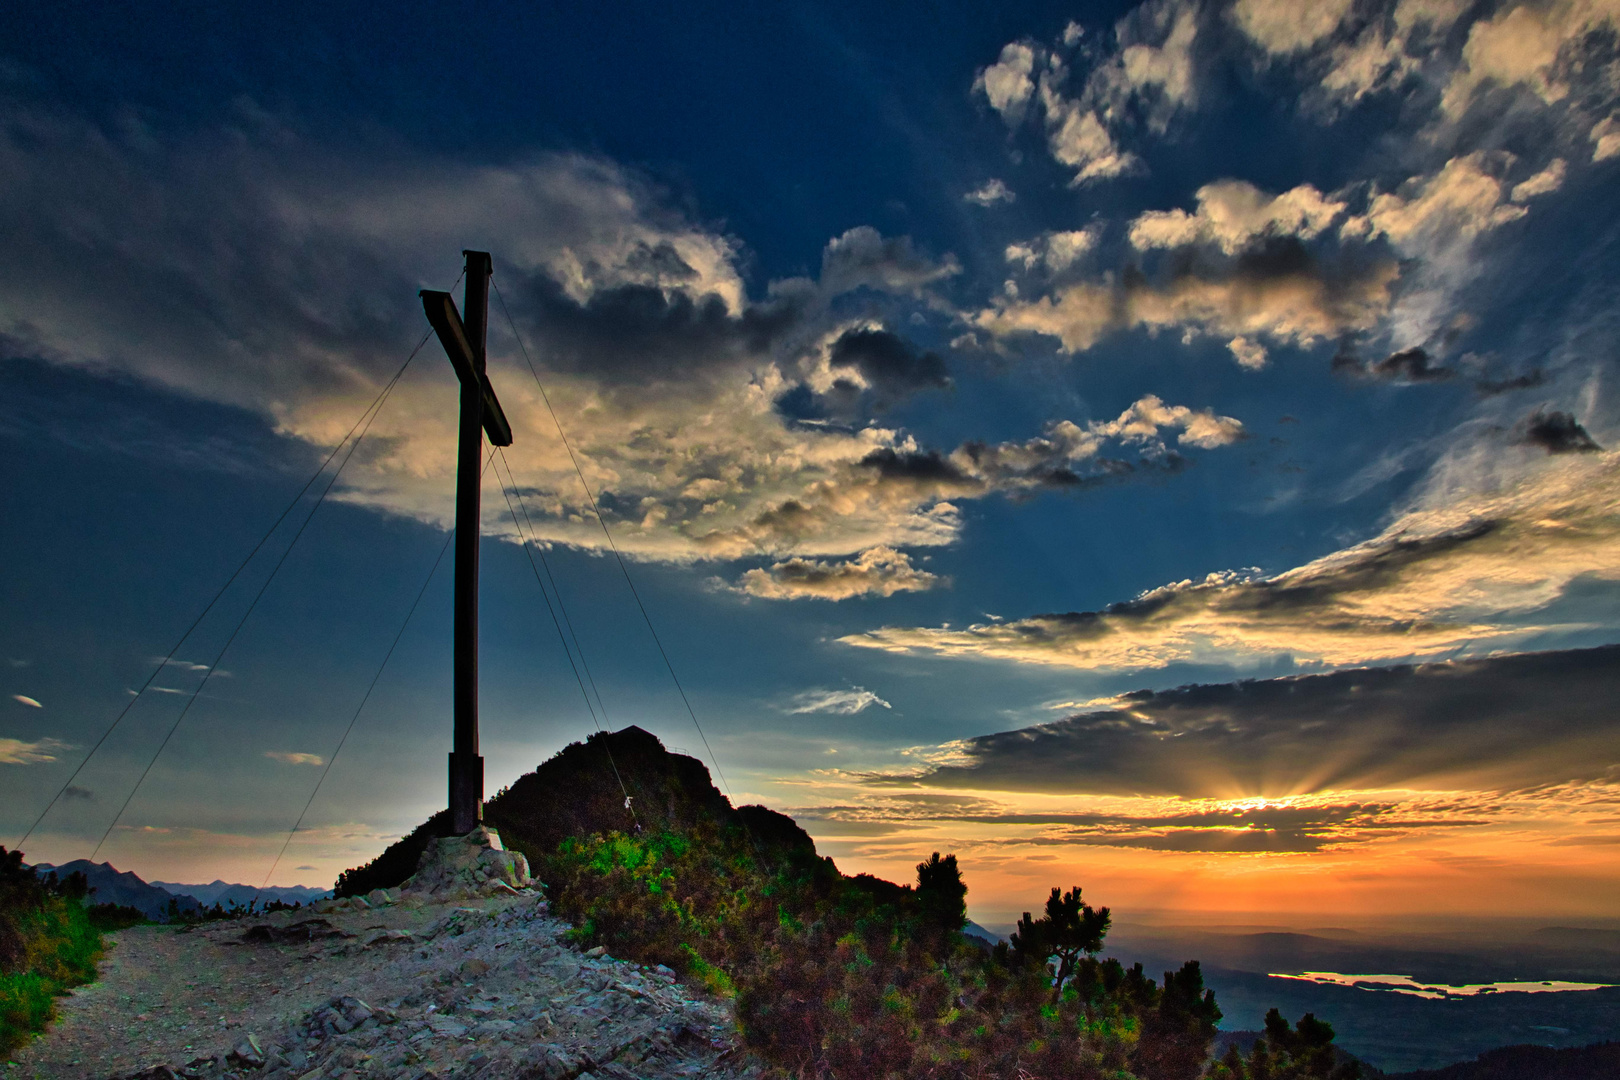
[780,328,952,421]
[506,273,803,386]
[857,448,980,488]
[868,645,1620,798]
[828,328,951,409]
[1334,346,1453,382]
[819,226,960,296]
[798,797,1491,853]
[1517,407,1602,454]
[1476,370,1546,395]
[729,547,943,600]
[62,785,93,801]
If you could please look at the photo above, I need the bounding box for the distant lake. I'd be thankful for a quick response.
[1270,972,1616,999]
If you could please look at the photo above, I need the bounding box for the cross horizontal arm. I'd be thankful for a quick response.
[420,290,514,447]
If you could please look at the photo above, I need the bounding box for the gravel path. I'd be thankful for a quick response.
[2,892,758,1080]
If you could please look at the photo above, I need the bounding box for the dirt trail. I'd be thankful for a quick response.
[2,893,755,1080]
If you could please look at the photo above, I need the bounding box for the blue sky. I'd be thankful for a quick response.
[4,0,1620,921]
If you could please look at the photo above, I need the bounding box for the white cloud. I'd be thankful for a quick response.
[1039,85,1140,183]
[787,688,893,715]
[1511,157,1567,201]
[1592,115,1620,161]
[964,179,1016,206]
[980,2,1200,185]
[1359,152,1528,250]
[1128,179,1347,253]
[266,751,324,766]
[976,42,1039,124]
[1232,0,1355,55]
[1106,1,1201,119]
[11,694,42,708]
[0,737,69,765]
[1440,0,1620,118]
[1227,336,1269,370]
[1090,394,1247,449]
[728,547,943,601]
[976,260,1396,354]
[1317,0,1470,104]
[1004,228,1098,273]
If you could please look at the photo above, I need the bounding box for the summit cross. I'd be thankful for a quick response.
[420,250,514,835]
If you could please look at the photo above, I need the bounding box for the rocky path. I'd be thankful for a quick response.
[2,891,758,1080]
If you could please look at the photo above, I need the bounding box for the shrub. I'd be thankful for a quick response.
[0,847,107,1056]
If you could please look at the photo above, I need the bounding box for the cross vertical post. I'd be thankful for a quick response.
[450,250,490,835]
[420,251,513,836]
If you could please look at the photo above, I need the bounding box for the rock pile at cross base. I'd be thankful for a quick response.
[103,887,755,1080]
[398,826,531,899]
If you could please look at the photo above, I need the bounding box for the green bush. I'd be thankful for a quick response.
[0,847,107,1057]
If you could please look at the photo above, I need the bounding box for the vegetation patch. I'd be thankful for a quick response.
[0,847,111,1057]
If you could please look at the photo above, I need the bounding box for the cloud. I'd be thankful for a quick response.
[1517,407,1603,454]
[980,141,1575,363]
[1476,370,1547,395]
[1593,115,1620,161]
[870,644,1620,799]
[786,688,894,715]
[977,237,1398,354]
[1231,0,1355,55]
[11,694,41,708]
[0,737,69,765]
[843,450,1620,671]
[687,392,1245,561]
[152,659,210,672]
[728,547,943,601]
[1334,346,1454,382]
[1355,152,1529,251]
[1004,229,1099,273]
[964,179,1015,206]
[818,226,960,298]
[976,42,1039,125]
[1128,180,1347,254]
[791,788,1501,854]
[265,751,324,766]
[978,1,1201,185]
[62,785,93,801]
[1511,157,1568,202]
[938,394,1244,493]
[1227,336,1268,369]
[1313,0,1472,105]
[827,328,951,407]
[0,100,1046,567]
[1440,0,1620,118]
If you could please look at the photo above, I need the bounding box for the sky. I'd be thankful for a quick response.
[3,0,1620,926]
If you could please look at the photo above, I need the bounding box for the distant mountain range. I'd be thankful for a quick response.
[149,878,331,909]
[28,860,329,921]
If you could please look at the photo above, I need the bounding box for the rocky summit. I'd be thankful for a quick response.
[4,875,758,1080]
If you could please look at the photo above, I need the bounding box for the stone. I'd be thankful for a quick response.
[459,958,491,979]
[228,1033,266,1068]
[584,946,607,959]
[402,827,531,898]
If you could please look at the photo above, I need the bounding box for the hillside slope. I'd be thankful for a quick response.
[1387,1041,1620,1080]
